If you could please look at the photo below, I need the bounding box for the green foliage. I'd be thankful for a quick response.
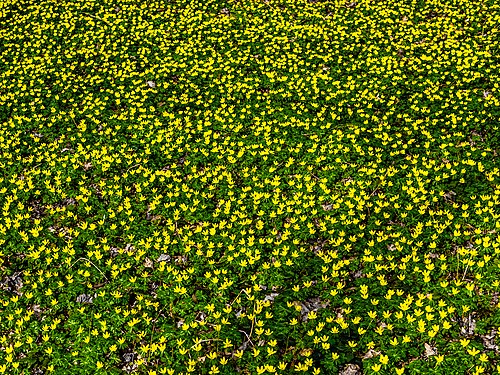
[0,0,499,374]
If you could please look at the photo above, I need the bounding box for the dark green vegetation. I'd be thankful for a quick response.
[0,0,499,374]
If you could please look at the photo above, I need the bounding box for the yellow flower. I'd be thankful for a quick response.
[467,347,480,356]
[460,338,470,347]
[267,347,277,356]
[478,353,489,363]
[379,354,389,365]
[307,311,317,320]
[371,363,382,372]
[207,351,217,360]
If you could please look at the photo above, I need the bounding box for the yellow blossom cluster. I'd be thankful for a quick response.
[0,0,499,374]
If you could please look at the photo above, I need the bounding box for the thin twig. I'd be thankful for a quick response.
[229,289,245,307]
[461,264,469,281]
[369,169,390,197]
[238,329,255,347]
[248,302,255,342]
[147,306,166,362]
[81,12,111,26]
[69,257,109,281]
[126,164,141,173]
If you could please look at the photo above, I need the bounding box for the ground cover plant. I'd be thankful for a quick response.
[0,0,500,373]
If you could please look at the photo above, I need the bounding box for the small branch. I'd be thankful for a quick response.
[369,170,390,197]
[69,257,109,281]
[238,330,254,347]
[248,303,255,342]
[126,164,141,173]
[461,264,469,282]
[229,289,245,307]
[81,12,111,26]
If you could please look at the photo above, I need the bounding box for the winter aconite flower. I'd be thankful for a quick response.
[1,0,499,374]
